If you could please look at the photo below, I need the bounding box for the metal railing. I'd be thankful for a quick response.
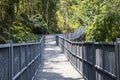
[0,35,45,80]
[68,26,85,40]
[55,26,85,41]
[56,35,120,80]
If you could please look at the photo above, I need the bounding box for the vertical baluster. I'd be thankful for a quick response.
[116,38,120,80]
[8,40,13,80]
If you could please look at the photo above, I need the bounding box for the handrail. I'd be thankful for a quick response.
[56,35,118,80]
[57,35,116,45]
[0,35,45,80]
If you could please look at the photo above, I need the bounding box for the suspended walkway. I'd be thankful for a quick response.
[0,28,120,80]
[33,35,84,80]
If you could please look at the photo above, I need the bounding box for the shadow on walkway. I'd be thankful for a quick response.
[35,71,83,80]
[34,40,84,80]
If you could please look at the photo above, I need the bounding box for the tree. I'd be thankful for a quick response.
[84,0,120,42]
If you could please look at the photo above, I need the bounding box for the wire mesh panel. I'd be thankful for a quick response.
[95,44,116,80]
[83,61,88,79]
[21,69,28,80]
[16,76,21,80]
[83,43,95,80]
[31,44,35,60]
[96,71,103,80]
[103,45,116,76]
[13,46,20,77]
[20,45,26,69]
[27,45,31,64]
[95,45,103,68]
[0,47,9,80]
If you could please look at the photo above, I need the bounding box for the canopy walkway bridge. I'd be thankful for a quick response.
[0,27,120,80]
[33,35,84,80]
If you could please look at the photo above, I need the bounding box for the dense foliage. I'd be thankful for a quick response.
[82,0,120,42]
[57,0,120,42]
[0,0,64,43]
[0,0,120,43]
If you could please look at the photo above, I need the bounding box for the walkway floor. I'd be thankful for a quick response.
[34,39,84,80]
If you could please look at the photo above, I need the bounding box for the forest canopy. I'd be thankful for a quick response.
[0,0,120,43]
